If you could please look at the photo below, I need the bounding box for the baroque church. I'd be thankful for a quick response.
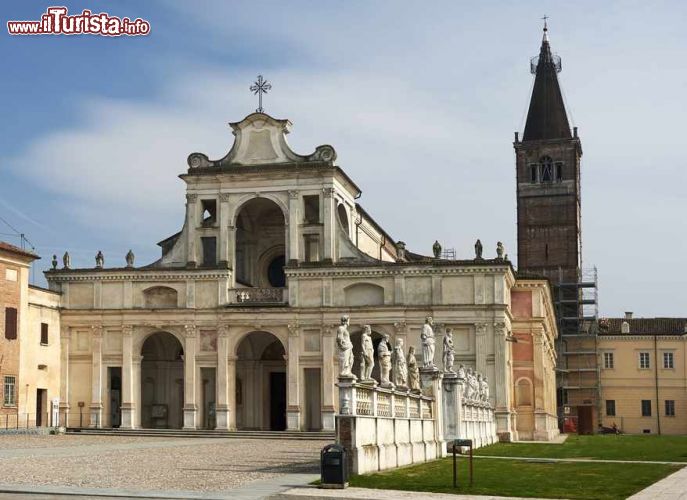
[43,27,565,442]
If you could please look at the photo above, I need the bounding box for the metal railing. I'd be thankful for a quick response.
[1,411,59,430]
[228,287,287,304]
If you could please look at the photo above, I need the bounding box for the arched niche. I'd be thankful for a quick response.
[515,377,533,407]
[143,286,178,309]
[344,283,384,307]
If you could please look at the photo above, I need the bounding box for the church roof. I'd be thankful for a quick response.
[522,26,572,141]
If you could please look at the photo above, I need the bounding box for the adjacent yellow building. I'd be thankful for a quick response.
[598,313,687,435]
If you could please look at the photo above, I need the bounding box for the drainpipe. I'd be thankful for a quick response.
[654,334,661,435]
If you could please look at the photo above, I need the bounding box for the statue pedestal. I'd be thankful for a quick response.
[442,375,465,443]
[336,375,357,416]
[419,367,446,457]
[359,378,378,387]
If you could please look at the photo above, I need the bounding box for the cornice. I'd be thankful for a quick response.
[599,335,687,342]
[45,268,231,283]
[285,264,512,279]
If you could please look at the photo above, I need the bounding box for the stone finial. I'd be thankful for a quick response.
[474,239,483,260]
[125,249,135,268]
[432,240,442,259]
[62,251,71,269]
[51,255,58,270]
[496,241,504,260]
[95,251,104,269]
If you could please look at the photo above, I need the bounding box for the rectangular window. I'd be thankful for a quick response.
[665,400,675,417]
[303,195,320,224]
[303,234,320,262]
[603,352,614,369]
[3,376,16,406]
[4,307,17,340]
[605,400,616,416]
[639,352,650,369]
[201,237,217,266]
[663,352,674,369]
[200,199,217,227]
[40,323,49,345]
[641,400,652,417]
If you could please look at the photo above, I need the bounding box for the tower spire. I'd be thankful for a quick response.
[522,21,571,141]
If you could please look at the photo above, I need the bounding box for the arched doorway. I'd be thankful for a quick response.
[235,331,286,430]
[140,332,184,429]
[235,198,287,288]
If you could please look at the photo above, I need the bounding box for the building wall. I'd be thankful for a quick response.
[599,334,687,435]
[0,254,25,418]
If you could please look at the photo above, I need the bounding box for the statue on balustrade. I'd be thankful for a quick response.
[442,328,455,373]
[393,338,408,388]
[421,316,436,368]
[457,364,466,379]
[464,367,478,400]
[479,375,490,402]
[377,333,393,388]
[360,325,375,382]
[336,315,355,378]
[407,346,421,392]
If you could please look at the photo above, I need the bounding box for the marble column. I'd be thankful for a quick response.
[493,321,513,441]
[59,326,70,427]
[120,325,135,429]
[322,187,336,263]
[286,324,301,430]
[215,325,229,430]
[321,325,335,431]
[218,193,231,267]
[287,190,300,264]
[185,193,198,266]
[183,325,198,429]
[89,325,103,427]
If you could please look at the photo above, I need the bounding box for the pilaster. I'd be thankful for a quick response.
[185,193,198,266]
[183,324,198,429]
[286,324,301,430]
[218,193,231,267]
[216,325,230,430]
[322,187,336,262]
[475,322,488,376]
[120,325,135,429]
[493,321,513,441]
[287,190,300,264]
[89,325,103,428]
[59,326,71,425]
[321,324,336,431]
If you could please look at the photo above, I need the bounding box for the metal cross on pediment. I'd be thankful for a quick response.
[250,75,272,114]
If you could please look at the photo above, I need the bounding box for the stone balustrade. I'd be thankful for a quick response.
[442,374,498,449]
[227,287,286,304]
[336,376,444,475]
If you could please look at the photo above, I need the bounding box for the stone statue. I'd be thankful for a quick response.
[62,251,71,270]
[496,241,504,260]
[432,240,442,259]
[95,251,104,269]
[51,255,58,270]
[480,375,490,402]
[396,241,406,262]
[377,333,393,387]
[357,352,366,380]
[360,325,375,381]
[125,249,135,268]
[336,315,355,378]
[421,316,436,368]
[442,328,455,373]
[474,239,483,260]
[407,346,420,392]
[393,338,407,387]
[457,364,466,379]
[465,368,479,400]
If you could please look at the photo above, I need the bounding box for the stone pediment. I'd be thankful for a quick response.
[187,113,336,169]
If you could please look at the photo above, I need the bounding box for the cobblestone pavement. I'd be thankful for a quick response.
[0,434,330,494]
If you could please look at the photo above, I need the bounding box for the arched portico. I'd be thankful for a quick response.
[235,331,287,430]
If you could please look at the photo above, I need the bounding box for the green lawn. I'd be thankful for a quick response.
[475,434,687,462]
[350,457,681,500]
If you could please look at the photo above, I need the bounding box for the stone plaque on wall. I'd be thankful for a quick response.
[200,330,217,352]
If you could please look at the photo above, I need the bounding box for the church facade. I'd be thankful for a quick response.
[44,110,559,442]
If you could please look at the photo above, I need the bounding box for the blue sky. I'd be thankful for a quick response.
[1,1,685,317]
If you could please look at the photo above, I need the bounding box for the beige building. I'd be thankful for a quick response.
[0,242,61,428]
[43,112,559,440]
[598,314,687,435]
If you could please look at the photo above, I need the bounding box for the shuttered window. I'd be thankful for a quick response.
[4,307,17,340]
[41,323,49,345]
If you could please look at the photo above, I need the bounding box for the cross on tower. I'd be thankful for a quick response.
[541,15,549,31]
[249,75,272,114]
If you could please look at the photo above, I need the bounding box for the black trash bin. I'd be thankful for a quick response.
[320,444,348,489]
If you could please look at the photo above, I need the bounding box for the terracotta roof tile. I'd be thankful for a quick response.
[599,317,687,336]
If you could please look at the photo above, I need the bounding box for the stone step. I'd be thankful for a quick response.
[66,427,335,440]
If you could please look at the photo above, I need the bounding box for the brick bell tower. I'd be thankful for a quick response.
[514,22,582,289]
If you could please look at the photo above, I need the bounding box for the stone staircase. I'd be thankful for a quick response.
[66,427,335,440]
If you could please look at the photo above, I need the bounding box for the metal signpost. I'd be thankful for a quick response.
[452,439,474,488]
